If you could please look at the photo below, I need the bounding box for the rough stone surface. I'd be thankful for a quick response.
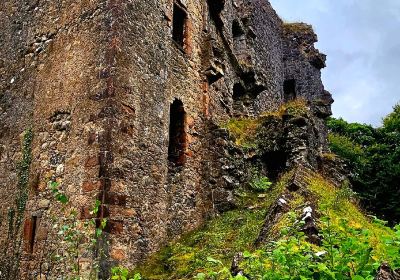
[0,0,334,278]
[375,263,400,280]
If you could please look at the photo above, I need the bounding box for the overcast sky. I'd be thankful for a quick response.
[269,0,400,126]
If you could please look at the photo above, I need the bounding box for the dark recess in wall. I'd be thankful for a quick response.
[172,2,187,49]
[207,0,224,31]
[168,99,187,166]
[284,79,296,102]
[263,151,288,180]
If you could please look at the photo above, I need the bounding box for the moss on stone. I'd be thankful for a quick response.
[222,118,263,148]
[282,22,314,35]
[223,99,309,149]
[278,99,309,117]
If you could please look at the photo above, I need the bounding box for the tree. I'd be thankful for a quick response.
[327,104,400,224]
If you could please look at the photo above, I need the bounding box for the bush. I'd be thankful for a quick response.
[111,266,141,280]
[327,105,400,225]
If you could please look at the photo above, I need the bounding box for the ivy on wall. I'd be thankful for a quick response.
[0,128,33,280]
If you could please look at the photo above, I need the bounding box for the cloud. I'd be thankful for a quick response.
[269,0,400,126]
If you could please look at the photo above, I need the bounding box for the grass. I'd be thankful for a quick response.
[222,118,263,148]
[276,98,308,117]
[133,171,399,279]
[320,152,337,161]
[282,22,314,34]
[223,99,309,148]
[307,174,398,266]
[135,173,294,279]
[135,209,266,279]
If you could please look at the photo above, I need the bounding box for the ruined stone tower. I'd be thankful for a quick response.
[0,0,333,278]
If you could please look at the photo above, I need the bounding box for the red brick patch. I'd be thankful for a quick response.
[104,220,124,234]
[82,180,102,192]
[103,192,127,206]
[111,248,126,261]
[84,155,99,168]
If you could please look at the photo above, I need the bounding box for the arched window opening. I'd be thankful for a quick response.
[168,99,187,166]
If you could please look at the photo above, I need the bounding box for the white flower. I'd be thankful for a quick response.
[315,251,327,257]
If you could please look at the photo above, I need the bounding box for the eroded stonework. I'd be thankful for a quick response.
[0,0,333,278]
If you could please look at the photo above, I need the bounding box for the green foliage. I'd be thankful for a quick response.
[111,266,141,280]
[16,128,34,224]
[197,212,400,280]
[249,175,272,192]
[134,173,296,279]
[327,133,365,168]
[332,180,356,210]
[223,99,309,149]
[49,181,69,204]
[279,99,309,117]
[327,104,400,224]
[133,173,400,279]
[135,208,267,279]
[382,103,400,133]
[0,128,33,280]
[48,197,107,279]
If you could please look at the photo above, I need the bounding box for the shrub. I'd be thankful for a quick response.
[111,266,141,280]
[249,176,272,192]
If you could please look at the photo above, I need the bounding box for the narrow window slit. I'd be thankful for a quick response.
[207,0,224,31]
[168,99,187,166]
[172,2,188,50]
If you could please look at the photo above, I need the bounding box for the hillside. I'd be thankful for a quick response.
[119,102,400,279]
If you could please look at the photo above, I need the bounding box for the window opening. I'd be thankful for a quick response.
[168,99,187,166]
[233,83,246,101]
[284,79,296,102]
[232,19,244,38]
[207,0,224,31]
[172,2,188,49]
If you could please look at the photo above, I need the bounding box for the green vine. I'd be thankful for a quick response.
[0,128,33,280]
[15,128,33,224]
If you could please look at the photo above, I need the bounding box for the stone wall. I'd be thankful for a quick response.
[0,0,334,277]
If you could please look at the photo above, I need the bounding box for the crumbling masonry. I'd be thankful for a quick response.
[0,0,334,278]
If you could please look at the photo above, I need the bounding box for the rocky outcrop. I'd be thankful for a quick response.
[375,263,400,280]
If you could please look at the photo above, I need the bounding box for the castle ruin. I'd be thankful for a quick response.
[0,0,334,278]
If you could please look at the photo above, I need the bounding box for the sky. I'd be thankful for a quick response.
[269,0,400,126]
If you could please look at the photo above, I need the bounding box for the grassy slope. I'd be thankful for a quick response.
[134,103,398,279]
[135,171,398,279]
